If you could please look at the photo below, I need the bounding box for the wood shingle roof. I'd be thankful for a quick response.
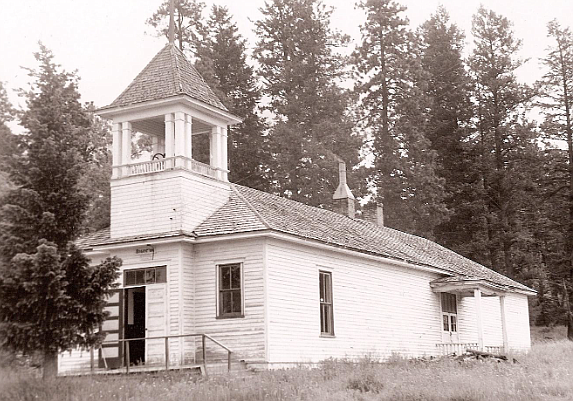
[99,44,227,111]
[80,183,533,293]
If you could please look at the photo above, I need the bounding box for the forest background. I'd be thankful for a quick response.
[1,0,573,336]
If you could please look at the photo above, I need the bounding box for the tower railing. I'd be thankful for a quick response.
[113,156,219,180]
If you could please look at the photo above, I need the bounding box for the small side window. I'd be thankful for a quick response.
[218,263,243,318]
[441,293,458,333]
[319,271,334,336]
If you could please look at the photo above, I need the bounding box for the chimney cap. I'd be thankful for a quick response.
[333,161,355,200]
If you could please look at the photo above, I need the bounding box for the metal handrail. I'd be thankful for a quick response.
[94,333,232,375]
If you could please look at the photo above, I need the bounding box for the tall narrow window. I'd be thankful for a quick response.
[319,271,334,336]
[441,293,458,333]
[218,263,242,318]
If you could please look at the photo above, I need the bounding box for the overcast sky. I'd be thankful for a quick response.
[1,0,572,115]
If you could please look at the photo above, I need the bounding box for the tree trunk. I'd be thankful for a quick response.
[42,350,58,380]
[556,34,573,341]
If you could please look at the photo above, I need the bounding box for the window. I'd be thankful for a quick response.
[441,293,458,332]
[319,271,334,336]
[218,263,242,318]
[124,266,166,286]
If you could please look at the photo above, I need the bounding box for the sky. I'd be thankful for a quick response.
[1,0,572,118]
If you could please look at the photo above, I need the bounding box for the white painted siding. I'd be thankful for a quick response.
[110,169,230,238]
[181,244,195,364]
[457,295,503,346]
[59,243,181,374]
[59,235,532,374]
[193,238,266,362]
[504,293,531,351]
[265,238,443,363]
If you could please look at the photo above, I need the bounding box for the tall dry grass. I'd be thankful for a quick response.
[1,338,572,401]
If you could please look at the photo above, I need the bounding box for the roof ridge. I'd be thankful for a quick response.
[110,44,170,107]
[170,44,183,94]
[231,184,271,230]
[102,43,229,111]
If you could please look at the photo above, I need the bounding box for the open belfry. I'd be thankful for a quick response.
[98,43,241,239]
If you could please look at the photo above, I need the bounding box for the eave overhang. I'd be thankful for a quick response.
[430,277,536,297]
[96,95,243,125]
[80,228,535,297]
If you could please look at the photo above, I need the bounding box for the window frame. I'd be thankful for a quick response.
[123,266,167,287]
[440,292,458,333]
[319,270,335,337]
[216,262,244,319]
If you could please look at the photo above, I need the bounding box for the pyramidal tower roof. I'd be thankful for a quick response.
[101,44,228,112]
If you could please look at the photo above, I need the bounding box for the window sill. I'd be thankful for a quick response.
[320,334,336,338]
[216,314,245,320]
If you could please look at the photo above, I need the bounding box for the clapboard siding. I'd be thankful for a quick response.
[181,244,195,363]
[457,295,503,346]
[193,238,266,361]
[110,169,230,238]
[59,235,532,374]
[59,243,180,374]
[265,238,443,362]
[505,293,531,350]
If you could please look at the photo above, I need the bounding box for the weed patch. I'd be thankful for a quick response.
[1,341,572,401]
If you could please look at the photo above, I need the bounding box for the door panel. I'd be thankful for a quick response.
[145,284,167,365]
[99,289,123,369]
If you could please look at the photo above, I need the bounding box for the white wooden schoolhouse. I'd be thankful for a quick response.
[58,43,535,374]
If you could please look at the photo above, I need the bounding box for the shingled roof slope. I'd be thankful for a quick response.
[79,183,532,293]
[194,185,532,292]
[102,44,227,111]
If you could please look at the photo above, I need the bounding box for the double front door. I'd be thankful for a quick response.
[99,284,166,369]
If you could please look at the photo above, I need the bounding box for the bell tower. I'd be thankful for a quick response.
[98,44,241,239]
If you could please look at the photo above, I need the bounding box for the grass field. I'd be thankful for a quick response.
[1,329,572,401]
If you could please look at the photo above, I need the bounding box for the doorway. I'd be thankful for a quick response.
[125,287,146,365]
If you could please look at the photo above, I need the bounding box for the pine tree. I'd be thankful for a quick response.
[0,45,121,378]
[538,20,573,339]
[254,0,362,207]
[420,7,474,246]
[146,0,205,55]
[468,6,535,277]
[79,104,113,233]
[195,5,269,190]
[353,0,447,238]
[0,82,15,198]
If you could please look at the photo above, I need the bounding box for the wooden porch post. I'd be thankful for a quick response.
[165,113,175,159]
[499,295,509,352]
[220,126,228,182]
[210,126,220,175]
[121,121,132,176]
[474,288,484,351]
[185,114,192,159]
[174,112,186,166]
[112,123,121,178]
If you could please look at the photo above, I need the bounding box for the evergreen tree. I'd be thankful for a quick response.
[538,20,573,339]
[468,6,535,277]
[195,5,269,190]
[420,7,474,246]
[79,105,113,233]
[0,82,15,197]
[146,0,205,55]
[254,0,362,207]
[0,45,121,378]
[353,0,447,238]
